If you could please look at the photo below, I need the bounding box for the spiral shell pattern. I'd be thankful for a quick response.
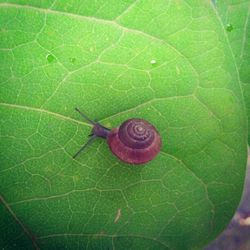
[107,118,162,164]
[118,119,154,149]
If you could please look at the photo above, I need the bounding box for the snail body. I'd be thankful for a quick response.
[73,108,162,165]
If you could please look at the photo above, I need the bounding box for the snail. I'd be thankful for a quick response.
[73,108,162,164]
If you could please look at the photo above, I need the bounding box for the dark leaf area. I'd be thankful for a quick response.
[206,153,250,250]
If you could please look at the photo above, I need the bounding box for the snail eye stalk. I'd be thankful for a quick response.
[73,107,98,158]
[73,135,97,159]
[75,107,97,125]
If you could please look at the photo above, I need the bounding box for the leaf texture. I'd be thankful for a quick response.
[0,1,248,249]
[214,0,250,144]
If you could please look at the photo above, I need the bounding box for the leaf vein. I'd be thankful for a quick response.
[0,194,40,250]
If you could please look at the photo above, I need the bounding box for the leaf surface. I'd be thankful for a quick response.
[0,1,248,249]
[214,0,250,144]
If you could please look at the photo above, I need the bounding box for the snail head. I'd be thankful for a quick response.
[73,108,110,158]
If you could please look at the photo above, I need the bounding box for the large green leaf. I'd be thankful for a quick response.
[214,0,250,144]
[0,1,247,249]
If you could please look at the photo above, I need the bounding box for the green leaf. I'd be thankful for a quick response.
[214,0,250,144]
[0,1,247,249]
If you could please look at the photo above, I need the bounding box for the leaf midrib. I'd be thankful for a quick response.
[0,102,91,127]
[0,95,195,127]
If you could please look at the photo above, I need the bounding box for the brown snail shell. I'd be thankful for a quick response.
[107,119,162,164]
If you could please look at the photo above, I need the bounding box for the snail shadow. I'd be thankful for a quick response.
[109,158,147,182]
[122,162,148,171]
